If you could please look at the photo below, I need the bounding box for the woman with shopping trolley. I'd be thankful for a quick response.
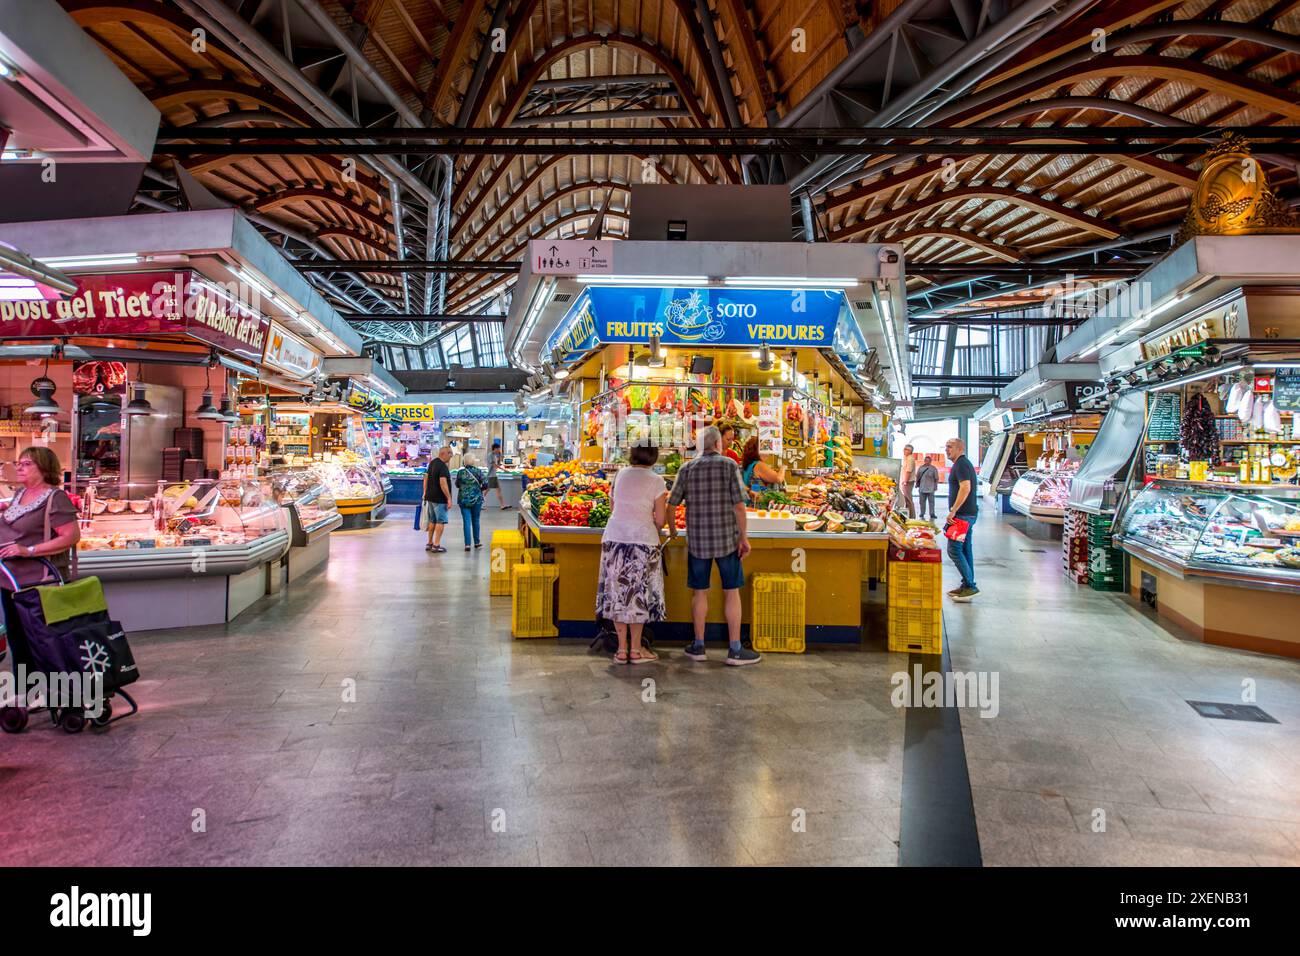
[0,447,81,668]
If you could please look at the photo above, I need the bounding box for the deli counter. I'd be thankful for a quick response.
[1008,470,1073,525]
[1115,478,1300,657]
[266,468,344,581]
[75,479,290,631]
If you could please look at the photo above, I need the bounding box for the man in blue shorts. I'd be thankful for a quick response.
[667,426,760,665]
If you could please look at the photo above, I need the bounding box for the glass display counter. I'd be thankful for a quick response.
[307,460,386,527]
[73,479,290,632]
[1117,479,1300,586]
[1115,478,1300,659]
[265,468,343,581]
[1009,469,1073,524]
[267,468,343,545]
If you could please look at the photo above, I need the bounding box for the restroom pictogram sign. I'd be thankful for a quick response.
[529,239,613,275]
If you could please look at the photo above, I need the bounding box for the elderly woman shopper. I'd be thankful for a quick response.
[595,444,668,664]
[0,447,81,675]
[454,453,488,551]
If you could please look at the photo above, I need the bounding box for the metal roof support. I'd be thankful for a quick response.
[692,0,744,140]
[176,0,436,209]
[456,0,515,127]
[788,0,1083,194]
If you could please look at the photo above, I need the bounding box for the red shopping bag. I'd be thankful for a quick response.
[944,517,969,543]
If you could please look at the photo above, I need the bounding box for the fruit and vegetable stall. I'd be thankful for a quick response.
[517,463,942,644]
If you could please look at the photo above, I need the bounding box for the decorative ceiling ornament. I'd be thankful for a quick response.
[1176,132,1300,244]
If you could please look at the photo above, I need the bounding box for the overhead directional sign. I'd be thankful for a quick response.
[529,239,613,275]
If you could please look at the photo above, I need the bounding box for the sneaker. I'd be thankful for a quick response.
[950,587,979,602]
[683,642,707,662]
[946,587,961,596]
[726,646,762,666]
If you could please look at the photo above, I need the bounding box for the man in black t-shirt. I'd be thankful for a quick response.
[944,437,980,602]
[424,446,453,553]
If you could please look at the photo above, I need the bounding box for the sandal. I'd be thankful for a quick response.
[629,649,659,664]
[613,650,631,663]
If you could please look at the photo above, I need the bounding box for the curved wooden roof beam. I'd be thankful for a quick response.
[253,187,391,235]
[940,54,1300,126]
[883,228,1022,263]
[450,33,738,211]
[823,143,1195,213]
[455,154,676,239]
[827,186,1120,243]
[455,180,630,264]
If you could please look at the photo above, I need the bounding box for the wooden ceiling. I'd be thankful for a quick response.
[63,0,1300,321]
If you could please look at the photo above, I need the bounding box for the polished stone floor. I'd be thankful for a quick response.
[0,505,1297,866]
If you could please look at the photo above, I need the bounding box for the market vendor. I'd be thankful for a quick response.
[716,421,741,465]
[740,437,786,494]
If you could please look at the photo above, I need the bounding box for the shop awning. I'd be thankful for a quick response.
[1067,389,1146,514]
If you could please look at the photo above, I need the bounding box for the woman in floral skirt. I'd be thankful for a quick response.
[595,444,669,663]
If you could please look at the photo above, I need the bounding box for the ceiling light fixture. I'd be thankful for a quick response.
[647,333,665,368]
[124,365,153,417]
[25,358,59,417]
[1150,363,1244,393]
[757,343,773,372]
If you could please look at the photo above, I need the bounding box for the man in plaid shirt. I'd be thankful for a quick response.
[667,426,761,666]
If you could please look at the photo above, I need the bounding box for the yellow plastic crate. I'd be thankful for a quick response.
[489,530,526,596]
[750,573,806,653]
[887,605,943,655]
[511,564,559,638]
[887,560,943,609]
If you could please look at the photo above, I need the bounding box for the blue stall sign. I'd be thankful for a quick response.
[546,286,862,358]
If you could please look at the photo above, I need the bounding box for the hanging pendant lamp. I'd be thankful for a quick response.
[25,357,60,417]
[194,362,224,420]
[124,364,153,417]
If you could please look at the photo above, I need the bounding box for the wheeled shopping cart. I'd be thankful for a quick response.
[0,558,138,734]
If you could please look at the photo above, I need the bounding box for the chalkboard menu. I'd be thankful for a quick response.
[1275,368,1300,413]
[1147,391,1182,443]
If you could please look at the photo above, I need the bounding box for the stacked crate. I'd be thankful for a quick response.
[886,557,943,655]
[1087,513,1126,592]
[1062,508,1090,584]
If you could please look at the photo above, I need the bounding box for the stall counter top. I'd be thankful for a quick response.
[520,509,888,546]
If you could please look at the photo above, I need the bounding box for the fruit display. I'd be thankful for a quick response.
[587,500,611,528]
[523,459,590,481]
[789,473,893,516]
[886,512,941,550]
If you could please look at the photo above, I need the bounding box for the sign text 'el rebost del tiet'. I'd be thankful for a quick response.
[0,271,271,363]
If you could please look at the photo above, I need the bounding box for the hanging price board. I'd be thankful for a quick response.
[1273,368,1300,413]
[1147,391,1182,443]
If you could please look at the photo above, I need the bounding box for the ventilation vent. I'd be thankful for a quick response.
[854,300,872,311]
[552,292,574,304]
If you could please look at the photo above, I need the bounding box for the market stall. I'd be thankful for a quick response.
[76,477,289,631]
[502,244,924,646]
[1104,287,1300,657]
[269,386,389,527]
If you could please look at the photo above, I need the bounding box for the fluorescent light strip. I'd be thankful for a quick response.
[577,274,707,286]
[1150,363,1245,392]
[1078,330,1119,359]
[236,268,276,300]
[44,253,140,268]
[1253,363,1300,369]
[723,276,858,288]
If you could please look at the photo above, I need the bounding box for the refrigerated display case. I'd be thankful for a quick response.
[1117,479,1300,586]
[266,468,343,581]
[1009,469,1074,524]
[74,478,290,632]
[307,459,386,527]
[267,468,343,545]
[1115,478,1300,658]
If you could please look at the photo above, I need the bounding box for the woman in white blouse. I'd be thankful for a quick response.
[595,444,669,663]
